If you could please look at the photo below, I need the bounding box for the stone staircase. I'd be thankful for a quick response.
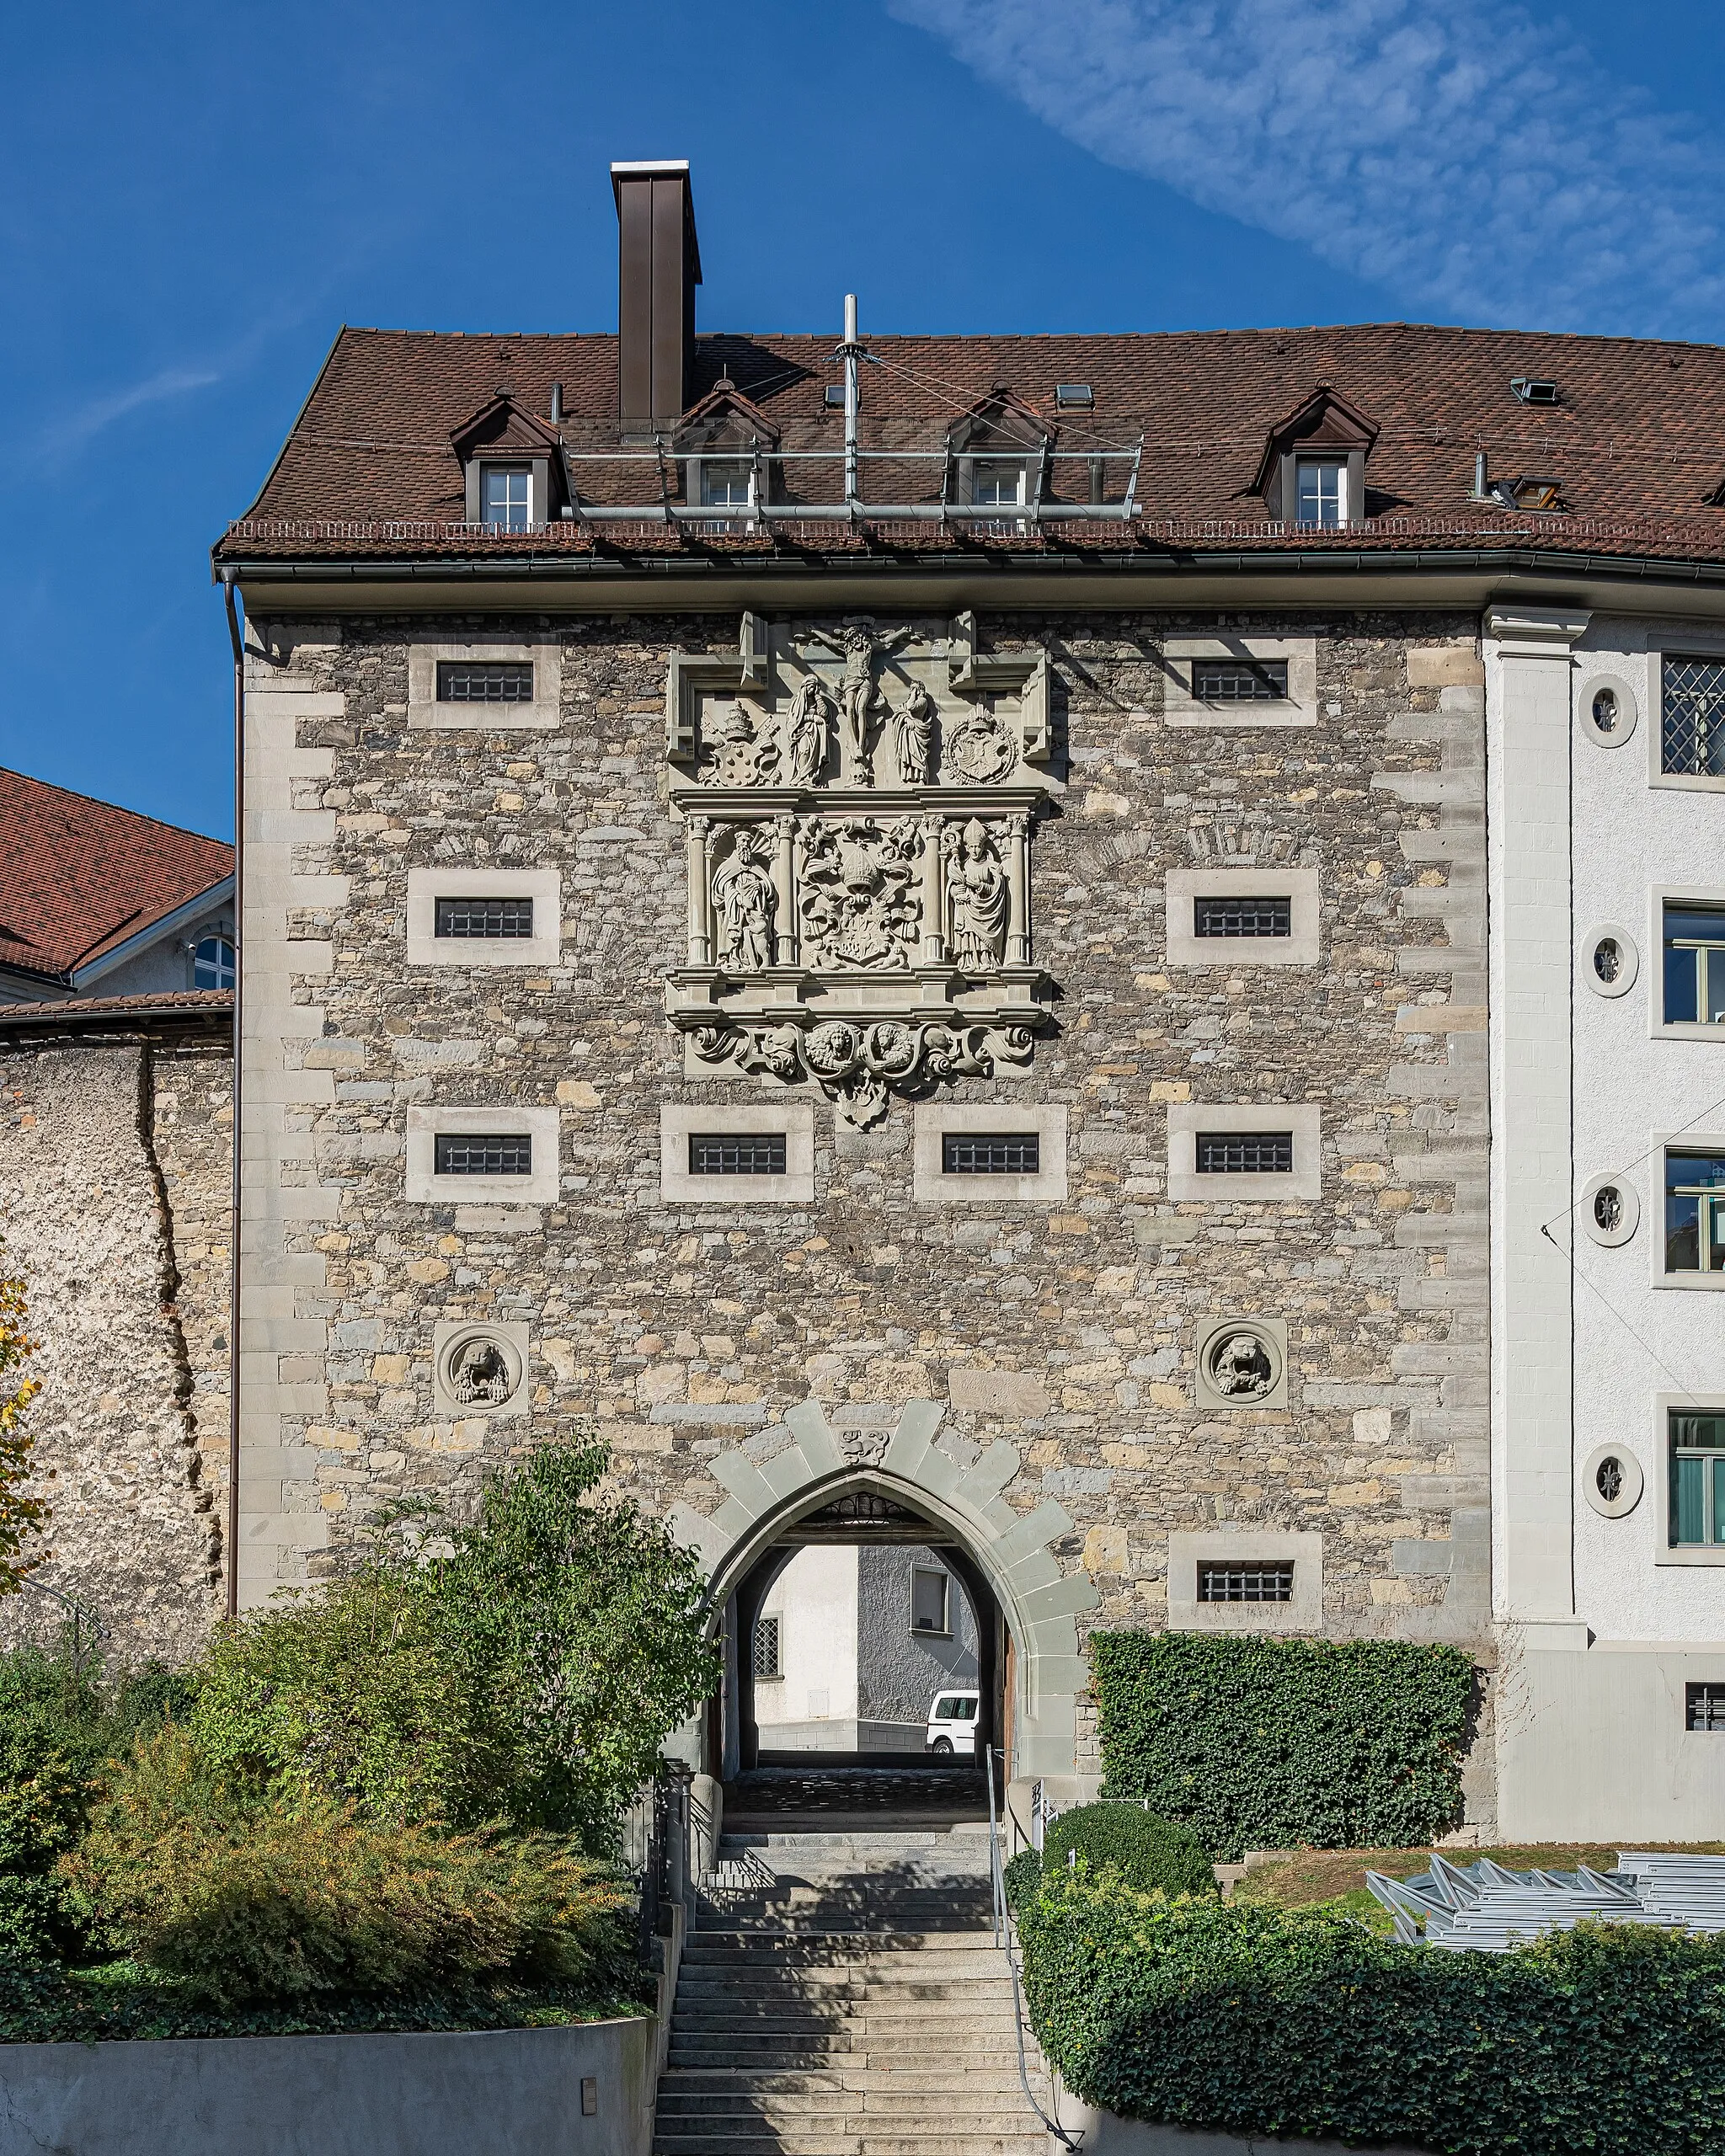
[652,1828,1052,2156]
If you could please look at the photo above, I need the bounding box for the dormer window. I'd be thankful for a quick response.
[481,465,532,531]
[699,461,753,510]
[1295,460,1346,529]
[972,461,1027,508]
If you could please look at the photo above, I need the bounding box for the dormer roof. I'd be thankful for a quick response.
[1252,383,1380,495]
[674,379,781,451]
[945,387,1052,455]
[448,390,563,463]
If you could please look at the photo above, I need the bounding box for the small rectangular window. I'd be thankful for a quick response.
[435,897,535,939]
[436,661,535,703]
[688,1133,787,1177]
[1295,461,1345,529]
[481,466,531,531]
[942,1132,1041,1176]
[752,1615,782,1680]
[1197,1561,1295,1604]
[699,462,752,509]
[1196,1131,1294,1177]
[911,1568,950,1635]
[1664,903,1725,1022]
[1687,1682,1725,1730]
[1055,384,1093,409]
[971,461,1026,508]
[1194,894,1292,939]
[1671,1412,1725,1546]
[1190,658,1290,703]
[1663,657,1725,778]
[434,1132,533,1177]
[1665,1150,1725,1273]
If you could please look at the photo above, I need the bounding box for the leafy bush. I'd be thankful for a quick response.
[1003,1846,1042,1913]
[1092,1631,1474,1860]
[190,1440,719,1850]
[1019,1868,1725,2156]
[1043,1803,1215,1898]
[0,1642,192,1961]
[60,1729,636,2007]
[0,1243,46,1593]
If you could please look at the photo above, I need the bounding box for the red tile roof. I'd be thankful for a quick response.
[0,771,232,988]
[216,321,1725,563]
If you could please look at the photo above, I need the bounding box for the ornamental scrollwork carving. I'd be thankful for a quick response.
[798,817,923,972]
[692,1017,1034,1129]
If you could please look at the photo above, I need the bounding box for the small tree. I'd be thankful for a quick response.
[0,1245,46,1595]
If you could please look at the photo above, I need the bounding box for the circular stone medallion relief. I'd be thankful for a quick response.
[1195,1318,1287,1409]
[439,1327,525,1414]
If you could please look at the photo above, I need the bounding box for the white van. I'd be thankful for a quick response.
[926,1689,980,1756]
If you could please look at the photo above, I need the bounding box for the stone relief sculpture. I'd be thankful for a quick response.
[1206,1330,1278,1400]
[665,612,1055,1119]
[712,828,777,973]
[944,819,1009,974]
[437,1328,525,1413]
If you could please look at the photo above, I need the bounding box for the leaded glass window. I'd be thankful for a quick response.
[1662,657,1725,777]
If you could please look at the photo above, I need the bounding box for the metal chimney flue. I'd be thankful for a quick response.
[611,160,702,439]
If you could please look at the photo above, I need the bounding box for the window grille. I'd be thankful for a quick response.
[752,1615,782,1681]
[435,897,535,939]
[481,466,531,531]
[192,935,236,990]
[1194,894,1292,939]
[434,1133,533,1177]
[1190,658,1290,702]
[942,1132,1041,1176]
[1687,1683,1725,1731]
[1669,1412,1725,1546]
[1295,461,1344,528]
[436,661,535,702]
[687,1134,787,1177]
[1196,1131,1294,1176]
[1664,1150,1725,1273]
[1663,903,1725,1024]
[1197,1561,1295,1604]
[1662,657,1725,777]
[911,1568,950,1634]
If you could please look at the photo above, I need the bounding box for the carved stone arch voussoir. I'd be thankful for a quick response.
[665,1397,1098,1779]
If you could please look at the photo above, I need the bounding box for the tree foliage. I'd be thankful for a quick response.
[1042,1802,1217,1898]
[0,1247,46,1594]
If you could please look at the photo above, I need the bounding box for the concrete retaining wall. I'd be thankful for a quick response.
[1055,2113,1433,2156]
[0,2015,656,2156]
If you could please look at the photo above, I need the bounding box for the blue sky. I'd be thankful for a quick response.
[3,0,1722,840]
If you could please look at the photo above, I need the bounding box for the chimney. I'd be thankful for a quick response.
[611,160,702,437]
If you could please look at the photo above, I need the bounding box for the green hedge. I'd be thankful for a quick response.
[1043,1804,1215,1898]
[1019,1870,1725,2156]
[1092,1631,1473,1860]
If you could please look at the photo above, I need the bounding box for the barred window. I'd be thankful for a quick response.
[752,1615,782,1681]
[942,1132,1041,1176]
[1198,1561,1295,1604]
[1191,657,1289,702]
[1194,894,1292,939]
[435,660,536,703]
[1687,1682,1725,1731]
[1663,656,1725,777]
[1196,1131,1294,1176]
[434,1133,533,1177]
[688,1133,787,1177]
[435,897,535,940]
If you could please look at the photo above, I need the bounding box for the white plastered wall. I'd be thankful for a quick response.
[755,1544,862,1749]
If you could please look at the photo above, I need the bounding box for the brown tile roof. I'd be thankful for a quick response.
[217,321,1725,563]
[0,771,232,988]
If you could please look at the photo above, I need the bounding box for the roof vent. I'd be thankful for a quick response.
[1510,376,1560,405]
[1055,383,1093,408]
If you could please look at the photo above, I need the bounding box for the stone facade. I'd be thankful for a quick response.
[0,1037,230,1658]
[229,606,1492,1790]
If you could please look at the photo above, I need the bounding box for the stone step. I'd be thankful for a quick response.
[655,2091,1044,2119]
[653,2134,1044,2156]
[659,2072,1050,2099]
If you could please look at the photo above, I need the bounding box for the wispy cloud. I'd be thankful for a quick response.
[36,363,223,457]
[889,0,1725,336]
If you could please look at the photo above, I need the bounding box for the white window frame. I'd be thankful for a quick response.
[406,867,562,969]
[969,459,1027,508]
[1161,635,1319,728]
[405,1104,560,1205]
[480,462,533,531]
[659,1102,814,1204]
[911,1103,1068,1203]
[1652,645,1725,795]
[1295,459,1347,529]
[1653,1134,1725,1290]
[698,459,754,509]
[407,639,562,730]
[1167,1102,1322,1202]
[1167,1530,1323,1632]
[1651,887,1725,1039]
[1655,1394,1725,1566]
[1165,867,1321,967]
[911,1565,952,1638]
[190,930,237,990]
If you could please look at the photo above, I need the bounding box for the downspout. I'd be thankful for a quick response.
[219,568,244,1620]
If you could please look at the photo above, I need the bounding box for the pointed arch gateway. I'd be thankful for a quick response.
[665,1399,1098,1788]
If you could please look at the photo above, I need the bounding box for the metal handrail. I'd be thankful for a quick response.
[10,1573,109,1665]
[986,1743,1083,2151]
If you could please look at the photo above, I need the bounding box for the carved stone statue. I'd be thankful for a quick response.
[944,818,1009,974]
[889,680,938,787]
[943,698,1017,784]
[1208,1331,1276,1399]
[781,674,834,787]
[712,828,777,974]
[450,1337,515,1406]
[798,619,917,785]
